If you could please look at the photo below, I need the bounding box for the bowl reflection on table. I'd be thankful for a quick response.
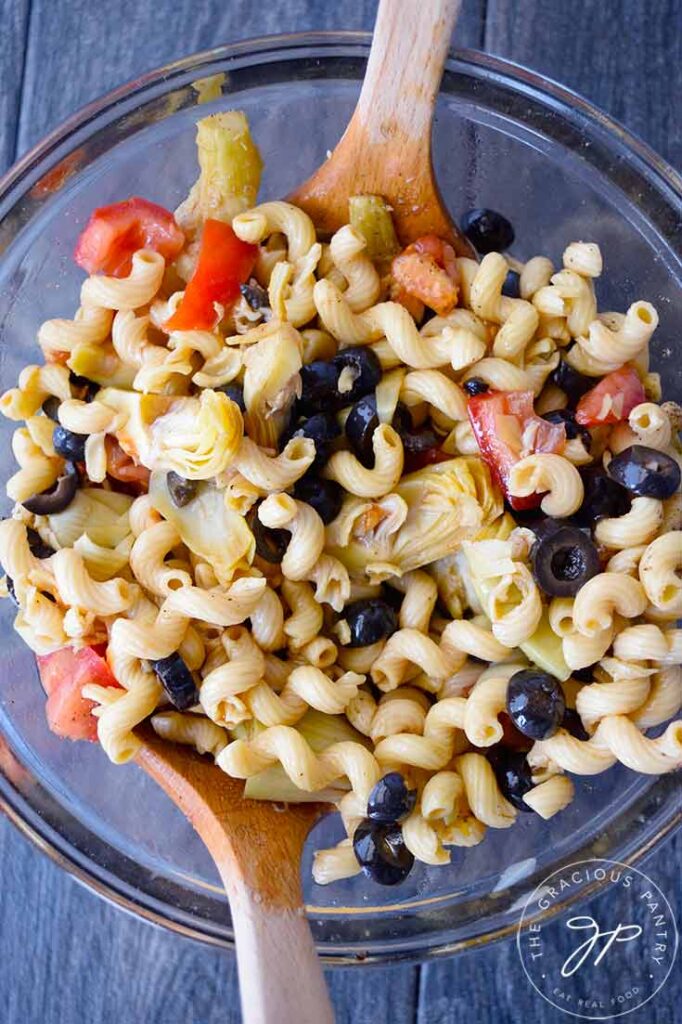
[0,33,680,963]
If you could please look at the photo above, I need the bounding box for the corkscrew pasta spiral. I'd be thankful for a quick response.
[1,110,679,895]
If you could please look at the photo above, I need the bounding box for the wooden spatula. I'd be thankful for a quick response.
[289,0,472,253]
[137,726,333,1024]
[135,3,466,1021]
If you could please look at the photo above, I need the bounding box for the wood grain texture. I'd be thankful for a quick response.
[0,0,679,1022]
[136,729,333,1024]
[136,726,326,910]
[289,0,475,251]
[485,0,682,167]
[416,835,682,1024]
[13,0,485,156]
[0,0,30,170]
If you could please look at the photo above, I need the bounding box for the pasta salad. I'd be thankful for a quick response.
[1,111,680,888]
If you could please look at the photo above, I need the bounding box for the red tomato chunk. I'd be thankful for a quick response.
[575,367,646,427]
[105,435,151,490]
[165,219,257,331]
[391,234,459,316]
[37,646,121,742]
[467,390,566,509]
[74,197,185,277]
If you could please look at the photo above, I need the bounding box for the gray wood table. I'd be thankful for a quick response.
[0,2,680,1022]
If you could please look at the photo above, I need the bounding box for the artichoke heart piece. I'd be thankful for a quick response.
[327,457,503,580]
[44,488,133,548]
[175,111,263,232]
[99,387,243,479]
[461,542,570,681]
[149,470,254,584]
[68,344,136,389]
[243,323,302,448]
[242,709,369,803]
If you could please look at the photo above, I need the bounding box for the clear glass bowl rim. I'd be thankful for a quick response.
[0,32,680,964]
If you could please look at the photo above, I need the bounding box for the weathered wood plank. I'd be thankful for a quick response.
[1,3,679,1024]
[0,0,31,171]
[16,0,485,154]
[0,817,422,1024]
[485,0,682,166]
[0,817,243,1024]
[417,835,682,1024]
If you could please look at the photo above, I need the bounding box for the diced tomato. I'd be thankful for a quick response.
[74,197,185,278]
[575,367,646,427]
[468,390,566,509]
[165,219,257,331]
[105,435,150,491]
[413,234,459,281]
[37,646,121,742]
[391,234,459,316]
[390,280,425,322]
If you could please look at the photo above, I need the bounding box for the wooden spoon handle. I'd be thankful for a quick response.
[289,0,469,248]
[353,0,463,148]
[224,879,335,1024]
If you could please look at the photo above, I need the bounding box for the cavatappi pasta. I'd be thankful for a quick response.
[0,110,679,890]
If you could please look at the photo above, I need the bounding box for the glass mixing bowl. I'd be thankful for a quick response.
[0,33,680,965]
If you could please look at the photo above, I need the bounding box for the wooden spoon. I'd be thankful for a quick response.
[136,726,333,1024]
[135,3,466,1021]
[289,0,472,254]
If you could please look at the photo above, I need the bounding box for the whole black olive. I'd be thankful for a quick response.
[292,476,343,524]
[380,584,404,613]
[342,599,398,647]
[22,462,79,515]
[550,358,594,405]
[562,708,590,741]
[527,517,565,541]
[239,281,270,311]
[572,467,631,527]
[506,669,566,740]
[167,471,197,508]
[352,819,414,885]
[345,395,411,467]
[151,653,199,711]
[542,409,591,452]
[487,748,534,811]
[607,445,681,500]
[531,526,601,597]
[571,667,594,683]
[53,425,87,462]
[42,396,61,422]
[69,372,99,401]
[505,503,545,531]
[248,505,289,564]
[502,269,521,298]
[216,382,246,412]
[288,412,340,470]
[460,208,515,253]
[367,773,417,823]
[463,377,489,397]
[299,360,340,414]
[401,427,439,455]
[332,348,382,407]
